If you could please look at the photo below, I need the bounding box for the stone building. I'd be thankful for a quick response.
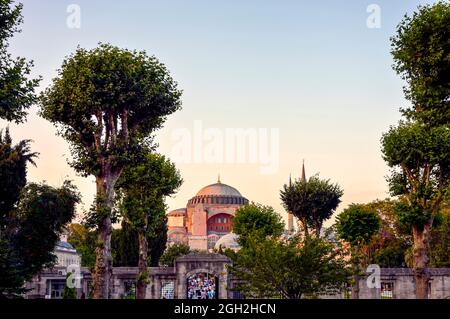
[167,178,249,251]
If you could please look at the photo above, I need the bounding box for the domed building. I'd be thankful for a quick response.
[167,178,248,251]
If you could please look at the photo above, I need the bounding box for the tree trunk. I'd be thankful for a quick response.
[412,223,431,299]
[92,174,116,299]
[136,228,148,299]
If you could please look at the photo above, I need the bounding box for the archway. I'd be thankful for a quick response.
[186,272,218,299]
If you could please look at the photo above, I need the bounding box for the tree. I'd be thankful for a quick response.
[0,0,40,123]
[428,203,450,268]
[1,128,80,298]
[0,182,80,298]
[0,127,37,216]
[232,203,284,246]
[280,175,343,237]
[111,213,167,268]
[335,204,380,299]
[40,44,182,298]
[391,1,450,126]
[381,121,449,298]
[66,224,97,270]
[159,244,190,267]
[363,199,411,268]
[115,152,182,299]
[228,235,350,299]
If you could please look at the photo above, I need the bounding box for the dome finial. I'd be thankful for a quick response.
[218,174,221,183]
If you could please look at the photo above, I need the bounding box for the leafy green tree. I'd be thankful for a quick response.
[429,204,450,268]
[0,182,80,298]
[63,273,77,299]
[335,204,380,299]
[66,224,97,270]
[40,44,182,298]
[363,199,411,268]
[115,152,182,298]
[111,221,139,267]
[280,175,343,237]
[159,243,190,267]
[111,213,167,268]
[232,203,284,246]
[1,129,80,298]
[0,0,40,123]
[336,204,381,247]
[228,235,350,299]
[0,127,37,217]
[381,121,449,298]
[391,1,450,126]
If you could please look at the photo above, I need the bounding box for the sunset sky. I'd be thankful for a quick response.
[1,0,436,226]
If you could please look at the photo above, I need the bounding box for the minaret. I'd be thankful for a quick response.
[287,174,294,233]
[301,160,306,182]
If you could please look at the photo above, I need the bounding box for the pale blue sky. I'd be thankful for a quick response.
[3,0,437,225]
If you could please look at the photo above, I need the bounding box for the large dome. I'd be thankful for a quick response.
[214,233,240,251]
[196,182,242,197]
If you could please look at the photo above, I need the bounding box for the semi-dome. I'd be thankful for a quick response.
[214,233,240,251]
[167,208,186,216]
[196,182,242,197]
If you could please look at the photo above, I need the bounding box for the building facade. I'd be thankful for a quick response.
[167,178,249,251]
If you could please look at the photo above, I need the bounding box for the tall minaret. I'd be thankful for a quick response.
[287,174,294,233]
[301,160,306,182]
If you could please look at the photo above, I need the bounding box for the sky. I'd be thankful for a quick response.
[2,0,437,227]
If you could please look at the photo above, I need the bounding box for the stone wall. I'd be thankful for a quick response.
[24,254,450,299]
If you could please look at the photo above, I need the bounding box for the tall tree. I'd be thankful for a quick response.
[381,121,449,298]
[115,152,182,299]
[280,175,343,237]
[335,204,380,299]
[40,44,182,298]
[0,0,40,123]
[387,2,450,299]
[391,1,450,127]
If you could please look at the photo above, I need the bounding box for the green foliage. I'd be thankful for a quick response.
[228,235,350,299]
[0,0,40,123]
[116,152,182,229]
[280,175,343,235]
[0,182,80,298]
[381,121,449,228]
[232,203,284,245]
[115,152,181,269]
[335,204,380,247]
[39,44,182,179]
[62,273,77,299]
[394,202,431,229]
[373,241,408,268]
[391,1,450,126]
[67,224,97,270]
[159,243,190,267]
[429,205,450,267]
[0,127,37,218]
[361,199,411,268]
